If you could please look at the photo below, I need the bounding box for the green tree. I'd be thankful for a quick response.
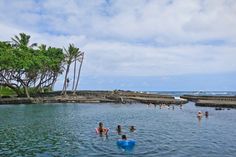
[1,33,84,98]
[0,33,64,98]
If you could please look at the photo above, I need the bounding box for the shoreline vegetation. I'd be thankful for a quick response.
[0,33,84,98]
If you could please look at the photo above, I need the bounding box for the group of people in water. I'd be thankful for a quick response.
[96,122,136,143]
[197,111,209,119]
[147,103,183,109]
[96,122,136,149]
[116,124,136,134]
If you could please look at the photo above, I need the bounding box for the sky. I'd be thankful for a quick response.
[0,0,236,91]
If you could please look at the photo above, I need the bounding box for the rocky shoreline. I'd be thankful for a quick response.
[181,95,236,108]
[2,91,235,108]
[0,90,187,105]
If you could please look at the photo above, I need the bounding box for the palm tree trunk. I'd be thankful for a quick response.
[72,57,77,91]
[73,53,84,94]
[61,63,71,95]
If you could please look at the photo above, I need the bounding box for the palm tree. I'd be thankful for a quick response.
[11,33,37,48]
[72,52,78,91]
[61,44,79,95]
[72,49,83,91]
[73,52,84,95]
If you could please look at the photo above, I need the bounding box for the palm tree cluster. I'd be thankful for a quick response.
[61,44,84,95]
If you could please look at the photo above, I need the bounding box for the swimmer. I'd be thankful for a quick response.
[197,111,203,118]
[117,134,136,150]
[96,122,108,134]
[129,126,136,132]
[167,105,170,109]
[119,135,136,146]
[116,125,122,134]
[121,135,127,140]
[205,111,209,118]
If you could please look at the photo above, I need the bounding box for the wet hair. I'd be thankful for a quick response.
[130,126,136,130]
[122,135,127,140]
[99,122,103,126]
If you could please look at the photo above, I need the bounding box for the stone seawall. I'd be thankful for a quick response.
[180,95,236,108]
[0,90,187,105]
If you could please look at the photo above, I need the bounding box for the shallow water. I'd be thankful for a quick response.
[0,102,236,157]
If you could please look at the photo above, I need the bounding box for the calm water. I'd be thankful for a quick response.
[0,102,236,157]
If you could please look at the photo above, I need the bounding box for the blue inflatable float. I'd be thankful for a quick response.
[117,139,136,150]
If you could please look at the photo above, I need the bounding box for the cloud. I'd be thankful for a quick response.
[0,0,236,79]
[83,41,236,76]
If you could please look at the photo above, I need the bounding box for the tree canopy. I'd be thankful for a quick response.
[0,33,84,98]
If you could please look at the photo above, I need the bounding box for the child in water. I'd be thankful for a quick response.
[197,111,203,118]
[129,126,136,132]
[116,125,122,134]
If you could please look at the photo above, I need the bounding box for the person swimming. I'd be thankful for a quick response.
[117,134,136,150]
[121,134,127,140]
[205,111,209,118]
[116,125,122,134]
[130,126,136,132]
[197,111,203,118]
[96,122,109,134]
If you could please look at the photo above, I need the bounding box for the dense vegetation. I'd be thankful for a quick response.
[0,33,84,98]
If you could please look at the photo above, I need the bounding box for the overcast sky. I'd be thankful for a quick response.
[0,0,236,91]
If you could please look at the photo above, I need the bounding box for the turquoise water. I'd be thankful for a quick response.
[0,102,236,156]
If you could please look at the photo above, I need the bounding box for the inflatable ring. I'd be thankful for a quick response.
[117,139,136,149]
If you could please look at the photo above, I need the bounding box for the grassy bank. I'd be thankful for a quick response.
[0,86,53,97]
[0,87,16,97]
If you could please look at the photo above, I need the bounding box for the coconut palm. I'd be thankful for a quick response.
[73,52,84,94]
[61,44,79,95]
[72,50,79,91]
[11,33,37,48]
[72,49,84,91]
